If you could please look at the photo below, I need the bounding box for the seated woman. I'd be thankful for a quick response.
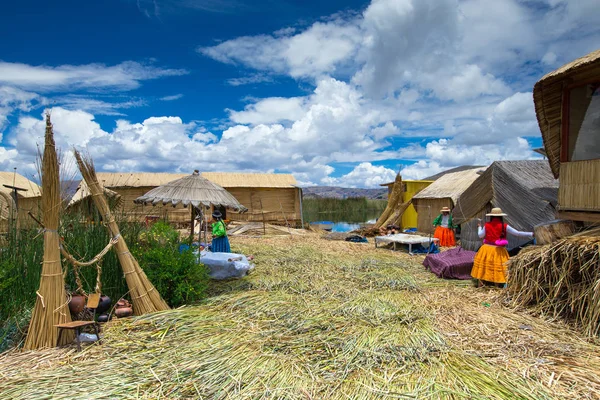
[211,211,230,253]
[432,207,456,247]
[472,207,533,287]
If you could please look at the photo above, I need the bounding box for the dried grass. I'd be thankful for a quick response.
[505,226,600,337]
[3,234,600,398]
[23,114,72,350]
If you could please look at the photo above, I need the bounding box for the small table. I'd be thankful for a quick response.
[375,233,439,255]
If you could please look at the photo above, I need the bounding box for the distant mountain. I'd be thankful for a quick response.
[302,186,388,200]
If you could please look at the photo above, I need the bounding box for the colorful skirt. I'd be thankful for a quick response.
[211,236,231,253]
[434,226,456,247]
[471,244,509,284]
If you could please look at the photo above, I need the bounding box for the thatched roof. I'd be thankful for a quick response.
[134,171,247,211]
[453,160,558,231]
[533,49,600,178]
[423,165,485,181]
[68,171,298,206]
[412,168,487,205]
[201,172,297,188]
[0,172,41,198]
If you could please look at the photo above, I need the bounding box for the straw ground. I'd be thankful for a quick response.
[1,233,599,399]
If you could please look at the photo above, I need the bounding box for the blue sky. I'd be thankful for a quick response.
[0,0,598,187]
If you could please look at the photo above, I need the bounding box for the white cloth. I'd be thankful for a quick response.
[441,215,449,228]
[478,225,533,239]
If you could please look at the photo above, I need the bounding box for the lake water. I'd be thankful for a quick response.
[305,212,379,232]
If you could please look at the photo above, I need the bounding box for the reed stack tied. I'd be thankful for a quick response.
[23,114,73,350]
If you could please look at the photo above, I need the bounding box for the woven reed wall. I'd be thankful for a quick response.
[559,160,600,211]
[223,188,300,224]
[414,198,452,234]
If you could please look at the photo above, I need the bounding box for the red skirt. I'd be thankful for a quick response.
[434,226,456,247]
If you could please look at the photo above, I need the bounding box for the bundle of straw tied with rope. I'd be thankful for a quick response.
[23,114,169,351]
[506,226,600,336]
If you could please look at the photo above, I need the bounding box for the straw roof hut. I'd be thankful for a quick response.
[68,171,302,226]
[0,171,42,229]
[453,160,558,251]
[533,48,600,222]
[412,168,487,234]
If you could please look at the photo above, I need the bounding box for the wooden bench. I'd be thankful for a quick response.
[56,293,102,351]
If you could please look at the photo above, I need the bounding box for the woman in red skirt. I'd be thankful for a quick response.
[432,206,456,247]
[471,207,533,287]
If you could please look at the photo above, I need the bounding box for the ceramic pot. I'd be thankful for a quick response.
[69,295,86,314]
[96,295,111,314]
[115,307,133,318]
[97,314,110,323]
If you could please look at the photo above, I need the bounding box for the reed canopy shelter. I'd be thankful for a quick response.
[533,48,600,222]
[412,168,486,234]
[452,160,558,251]
[134,170,247,239]
[68,171,302,226]
[0,171,42,230]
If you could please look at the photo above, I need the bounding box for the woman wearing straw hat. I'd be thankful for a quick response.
[432,206,456,247]
[211,211,231,253]
[472,207,533,287]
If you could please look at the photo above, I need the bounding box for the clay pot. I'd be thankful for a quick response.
[115,307,133,318]
[69,295,86,314]
[97,314,110,323]
[96,295,111,314]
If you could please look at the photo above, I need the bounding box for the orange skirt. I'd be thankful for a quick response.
[471,244,509,283]
[434,226,456,247]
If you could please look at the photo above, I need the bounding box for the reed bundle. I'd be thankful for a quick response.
[73,150,169,315]
[374,173,405,229]
[23,114,72,350]
[506,226,600,336]
[4,235,600,398]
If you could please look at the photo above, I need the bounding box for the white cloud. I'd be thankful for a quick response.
[160,94,184,101]
[228,97,307,125]
[0,61,188,91]
[227,73,274,87]
[55,96,145,116]
[199,17,362,79]
[326,162,397,188]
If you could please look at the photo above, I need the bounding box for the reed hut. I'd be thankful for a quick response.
[533,48,600,222]
[412,168,486,234]
[453,160,558,251]
[0,171,42,230]
[68,172,302,226]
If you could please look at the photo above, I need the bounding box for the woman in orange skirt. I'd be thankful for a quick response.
[472,207,533,287]
[432,206,456,247]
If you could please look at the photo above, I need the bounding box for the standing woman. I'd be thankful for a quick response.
[471,208,533,287]
[211,211,231,253]
[432,206,456,246]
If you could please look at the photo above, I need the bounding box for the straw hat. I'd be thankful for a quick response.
[440,206,451,213]
[486,207,507,217]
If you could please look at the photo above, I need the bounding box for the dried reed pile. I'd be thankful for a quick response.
[23,114,72,350]
[374,173,408,229]
[506,226,600,336]
[74,150,169,315]
[4,235,600,398]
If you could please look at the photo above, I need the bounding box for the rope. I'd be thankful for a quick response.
[60,236,118,267]
[36,291,46,309]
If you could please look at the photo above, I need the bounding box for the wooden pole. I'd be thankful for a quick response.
[259,198,266,236]
[190,206,195,244]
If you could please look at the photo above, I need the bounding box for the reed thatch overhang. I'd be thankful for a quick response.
[412,168,487,205]
[0,171,41,198]
[453,160,558,231]
[533,48,600,178]
[134,170,247,211]
[378,165,485,187]
[69,172,298,207]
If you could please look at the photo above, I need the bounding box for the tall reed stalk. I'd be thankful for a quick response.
[23,113,72,350]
